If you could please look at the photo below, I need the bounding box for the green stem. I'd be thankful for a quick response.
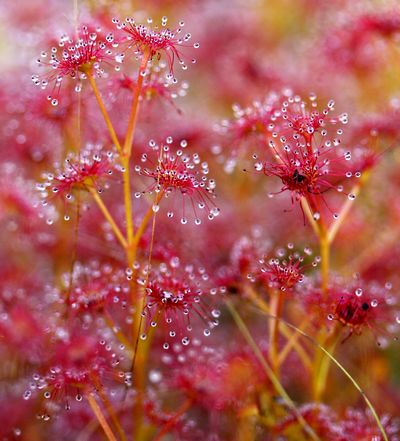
[226,300,321,441]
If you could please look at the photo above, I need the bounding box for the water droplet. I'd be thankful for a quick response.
[152,204,160,213]
[371,299,378,308]
[149,369,162,383]
[355,288,363,297]
[211,309,221,318]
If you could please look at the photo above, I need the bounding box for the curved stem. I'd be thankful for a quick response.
[246,287,312,370]
[123,51,151,157]
[87,186,127,248]
[269,316,389,441]
[133,191,164,247]
[87,74,122,153]
[226,300,321,441]
[312,335,339,402]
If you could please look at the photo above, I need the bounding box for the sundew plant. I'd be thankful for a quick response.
[1,0,400,440]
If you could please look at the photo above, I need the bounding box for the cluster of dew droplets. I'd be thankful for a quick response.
[36,147,118,224]
[135,137,219,225]
[112,16,199,75]
[249,243,319,291]
[261,93,359,215]
[32,26,119,107]
[137,257,221,349]
[67,261,129,312]
[23,335,128,407]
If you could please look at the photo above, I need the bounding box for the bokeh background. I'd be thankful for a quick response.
[0,0,400,439]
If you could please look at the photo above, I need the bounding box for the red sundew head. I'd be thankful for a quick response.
[252,93,355,217]
[27,333,126,409]
[113,16,199,73]
[32,25,118,106]
[66,261,129,314]
[135,137,219,225]
[338,407,400,441]
[216,93,280,171]
[229,232,272,276]
[165,341,268,412]
[302,278,399,344]
[248,244,318,292]
[137,257,222,345]
[37,145,119,219]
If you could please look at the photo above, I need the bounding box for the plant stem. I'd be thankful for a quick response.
[270,316,389,441]
[153,399,192,441]
[269,289,284,376]
[92,377,128,441]
[226,300,321,441]
[278,318,309,367]
[327,177,368,244]
[246,287,312,370]
[132,191,164,247]
[319,225,330,295]
[121,155,135,262]
[312,335,338,402]
[87,74,122,154]
[104,309,133,354]
[87,186,127,248]
[132,329,154,441]
[87,394,118,441]
[123,51,151,157]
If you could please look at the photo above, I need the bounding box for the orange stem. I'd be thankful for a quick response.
[123,50,151,157]
[87,74,122,153]
[87,394,118,441]
[153,399,192,441]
